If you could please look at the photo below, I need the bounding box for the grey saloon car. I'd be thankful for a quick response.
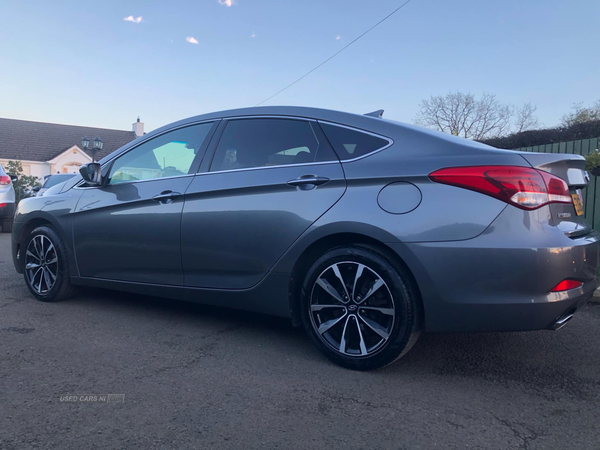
[11,106,599,370]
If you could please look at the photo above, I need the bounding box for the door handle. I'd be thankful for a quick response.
[287,176,330,188]
[152,191,182,203]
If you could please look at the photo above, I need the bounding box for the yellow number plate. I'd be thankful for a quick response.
[572,190,584,216]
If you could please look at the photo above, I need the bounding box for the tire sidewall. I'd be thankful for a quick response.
[23,226,70,302]
[300,245,420,370]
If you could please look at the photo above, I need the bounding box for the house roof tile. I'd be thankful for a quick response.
[0,117,137,162]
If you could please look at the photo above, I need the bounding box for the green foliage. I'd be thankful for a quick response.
[562,100,600,127]
[585,151,600,175]
[5,160,41,204]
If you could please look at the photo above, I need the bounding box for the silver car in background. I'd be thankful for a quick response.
[0,164,16,233]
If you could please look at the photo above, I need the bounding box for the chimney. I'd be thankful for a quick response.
[132,117,144,137]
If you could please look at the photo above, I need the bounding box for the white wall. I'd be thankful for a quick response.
[0,146,92,181]
[48,146,92,176]
[0,159,50,180]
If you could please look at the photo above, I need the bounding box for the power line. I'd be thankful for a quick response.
[255,0,413,106]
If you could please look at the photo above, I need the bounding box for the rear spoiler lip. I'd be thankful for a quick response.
[515,151,586,162]
[516,152,589,187]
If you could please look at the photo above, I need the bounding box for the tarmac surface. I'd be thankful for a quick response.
[1,233,599,449]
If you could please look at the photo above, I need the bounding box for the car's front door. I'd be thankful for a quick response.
[73,121,217,285]
[181,117,346,289]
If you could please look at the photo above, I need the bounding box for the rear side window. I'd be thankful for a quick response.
[320,123,390,161]
[209,118,337,172]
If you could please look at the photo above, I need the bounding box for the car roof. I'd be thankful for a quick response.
[95,106,400,164]
[95,106,502,167]
[151,106,394,136]
[151,106,497,150]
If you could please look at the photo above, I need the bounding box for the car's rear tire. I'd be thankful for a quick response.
[300,245,421,370]
[23,225,74,302]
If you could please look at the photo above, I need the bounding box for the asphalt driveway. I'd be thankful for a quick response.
[1,233,599,449]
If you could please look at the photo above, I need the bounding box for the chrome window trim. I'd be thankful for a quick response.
[197,160,340,177]
[219,115,318,122]
[74,119,217,189]
[74,173,196,189]
[74,116,394,186]
[317,121,394,163]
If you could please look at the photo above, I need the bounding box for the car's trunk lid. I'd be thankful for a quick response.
[517,152,591,237]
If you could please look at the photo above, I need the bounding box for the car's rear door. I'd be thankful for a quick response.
[181,117,346,289]
[73,121,218,285]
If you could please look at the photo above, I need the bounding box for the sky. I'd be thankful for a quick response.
[0,0,598,133]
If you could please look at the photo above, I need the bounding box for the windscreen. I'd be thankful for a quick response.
[43,174,76,188]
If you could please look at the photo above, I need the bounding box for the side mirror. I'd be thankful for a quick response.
[79,163,102,186]
[9,174,18,182]
[32,186,41,192]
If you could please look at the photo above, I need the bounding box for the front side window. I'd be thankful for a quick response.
[320,123,390,161]
[209,118,336,172]
[108,122,213,184]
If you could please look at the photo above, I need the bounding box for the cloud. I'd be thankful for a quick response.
[250,31,256,38]
[124,16,142,24]
[335,35,341,40]
[218,0,235,6]
[186,37,199,44]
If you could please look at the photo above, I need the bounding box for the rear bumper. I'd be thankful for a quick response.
[388,207,600,333]
[0,202,15,219]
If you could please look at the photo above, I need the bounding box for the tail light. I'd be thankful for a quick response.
[0,175,11,185]
[429,166,571,210]
[551,280,582,292]
[0,203,6,208]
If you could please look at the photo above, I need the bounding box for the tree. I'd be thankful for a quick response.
[414,92,539,141]
[514,102,540,133]
[561,100,600,127]
[5,160,40,204]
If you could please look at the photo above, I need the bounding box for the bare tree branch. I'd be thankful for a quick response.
[515,102,540,133]
[415,91,518,140]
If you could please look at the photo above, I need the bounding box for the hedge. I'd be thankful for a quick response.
[480,120,600,149]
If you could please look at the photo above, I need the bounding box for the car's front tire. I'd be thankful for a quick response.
[23,225,73,302]
[300,245,421,370]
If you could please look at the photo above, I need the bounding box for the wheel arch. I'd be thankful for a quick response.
[16,214,62,246]
[287,230,423,327]
[14,213,75,276]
